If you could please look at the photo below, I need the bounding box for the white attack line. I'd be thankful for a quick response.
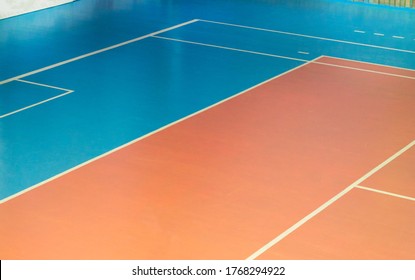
[152,35,307,62]
[246,140,415,260]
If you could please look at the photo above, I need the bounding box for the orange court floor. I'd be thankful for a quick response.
[1,0,415,260]
[1,56,414,259]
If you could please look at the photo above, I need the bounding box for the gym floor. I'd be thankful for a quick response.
[0,0,414,259]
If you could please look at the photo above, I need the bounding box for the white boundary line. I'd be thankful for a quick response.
[152,35,307,62]
[0,91,74,119]
[0,19,199,85]
[320,54,415,74]
[246,140,415,260]
[314,59,415,80]
[356,185,415,202]
[16,79,73,92]
[199,19,415,55]
[153,36,415,80]
[0,79,74,119]
[0,57,319,205]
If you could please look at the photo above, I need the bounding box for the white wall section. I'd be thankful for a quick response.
[0,0,75,19]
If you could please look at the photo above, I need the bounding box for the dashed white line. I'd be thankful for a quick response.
[374,33,384,37]
[354,30,366,34]
[154,36,415,80]
[199,19,415,54]
[392,35,405,39]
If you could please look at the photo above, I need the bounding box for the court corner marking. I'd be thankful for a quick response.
[0,79,74,119]
[246,139,415,260]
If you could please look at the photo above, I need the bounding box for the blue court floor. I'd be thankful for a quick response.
[1,0,414,202]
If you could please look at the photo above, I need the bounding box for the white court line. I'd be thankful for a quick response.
[0,19,199,85]
[320,55,415,73]
[392,36,405,39]
[152,35,308,62]
[314,59,415,80]
[0,91,74,119]
[0,57,321,205]
[16,79,73,92]
[199,19,415,55]
[356,185,415,202]
[354,30,366,34]
[0,79,74,119]
[247,140,415,260]
[374,33,385,37]
[298,51,309,55]
[153,36,415,80]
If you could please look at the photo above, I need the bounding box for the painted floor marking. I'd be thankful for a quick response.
[0,92,74,119]
[199,19,415,55]
[323,55,415,73]
[2,18,413,87]
[374,33,385,37]
[16,79,73,92]
[153,36,415,80]
[246,140,415,260]
[0,79,74,119]
[315,59,415,80]
[356,185,415,202]
[392,36,405,39]
[152,35,308,62]
[0,19,199,85]
[298,51,310,55]
[354,30,366,34]
[0,57,320,205]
